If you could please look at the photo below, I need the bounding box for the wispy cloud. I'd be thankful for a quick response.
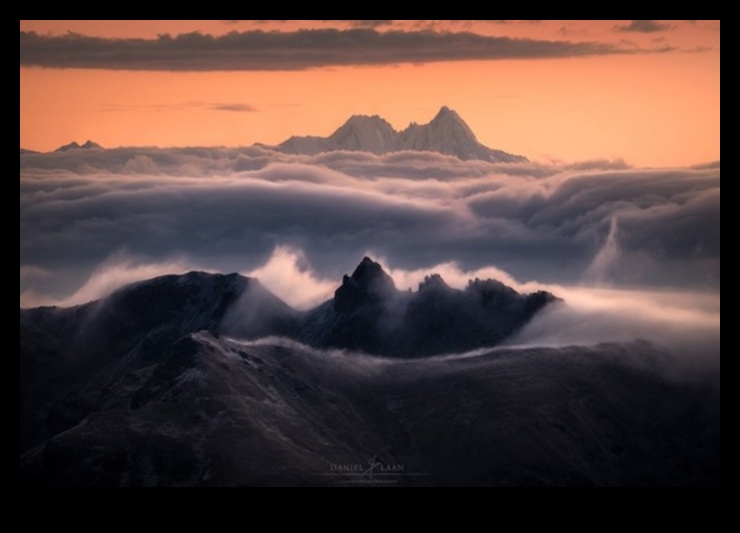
[101,101,257,113]
[226,20,526,28]
[205,103,257,112]
[615,20,675,33]
[20,29,643,71]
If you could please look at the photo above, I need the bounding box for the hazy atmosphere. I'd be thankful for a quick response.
[20,21,720,487]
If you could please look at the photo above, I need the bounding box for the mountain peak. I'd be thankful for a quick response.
[418,273,452,292]
[426,106,478,141]
[348,256,395,294]
[328,115,397,154]
[431,106,462,124]
[81,140,103,150]
[55,141,80,152]
[334,257,396,313]
[276,107,528,162]
[351,256,392,283]
[433,105,455,120]
[344,114,390,125]
[310,257,560,356]
[55,140,103,152]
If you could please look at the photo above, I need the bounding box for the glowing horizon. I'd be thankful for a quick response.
[20,20,720,167]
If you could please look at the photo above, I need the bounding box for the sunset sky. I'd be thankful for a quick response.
[20,20,720,167]
[20,21,721,314]
[20,21,721,490]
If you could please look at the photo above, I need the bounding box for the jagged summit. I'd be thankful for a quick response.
[334,256,397,313]
[21,258,558,358]
[348,256,395,290]
[399,106,483,162]
[328,116,397,154]
[277,107,527,163]
[418,273,453,292]
[55,140,103,152]
[429,105,477,139]
[55,141,81,152]
[304,256,558,356]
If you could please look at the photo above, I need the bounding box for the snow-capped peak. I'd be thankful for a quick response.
[328,115,397,154]
[427,106,479,142]
[277,107,527,162]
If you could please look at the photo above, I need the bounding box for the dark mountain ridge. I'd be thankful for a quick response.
[19,258,555,451]
[301,257,557,356]
[19,258,719,487]
[21,257,555,360]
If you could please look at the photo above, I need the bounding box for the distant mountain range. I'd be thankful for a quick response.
[20,107,527,163]
[20,140,103,155]
[54,140,103,152]
[19,257,719,486]
[277,106,527,162]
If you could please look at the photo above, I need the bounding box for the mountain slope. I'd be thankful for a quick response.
[19,262,719,486]
[20,333,720,486]
[19,272,299,452]
[19,260,557,453]
[277,106,527,162]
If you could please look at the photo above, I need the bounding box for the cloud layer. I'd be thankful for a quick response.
[20,146,719,310]
[20,29,638,71]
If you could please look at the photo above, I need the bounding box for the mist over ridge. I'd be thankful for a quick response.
[19,103,719,487]
[20,138,719,310]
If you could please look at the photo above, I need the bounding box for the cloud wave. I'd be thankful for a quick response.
[20,147,719,309]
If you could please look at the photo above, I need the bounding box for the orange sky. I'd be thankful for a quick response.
[19,20,720,167]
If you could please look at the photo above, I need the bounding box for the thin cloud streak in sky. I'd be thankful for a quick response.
[101,101,257,114]
[20,29,640,71]
[226,20,395,28]
[209,103,257,112]
[615,20,675,33]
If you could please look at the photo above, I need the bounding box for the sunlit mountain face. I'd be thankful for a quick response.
[277,106,527,162]
[20,20,719,487]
